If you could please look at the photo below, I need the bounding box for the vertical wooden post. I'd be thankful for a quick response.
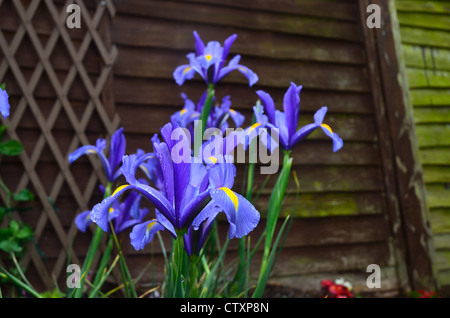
[365,0,437,291]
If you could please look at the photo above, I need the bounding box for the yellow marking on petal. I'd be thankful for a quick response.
[146,220,157,232]
[180,109,187,115]
[248,123,261,134]
[108,207,114,214]
[139,164,149,176]
[321,123,333,135]
[86,149,97,154]
[229,108,236,114]
[112,184,130,197]
[238,66,247,73]
[205,54,212,61]
[208,156,217,164]
[85,213,91,220]
[183,66,192,75]
[219,187,239,212]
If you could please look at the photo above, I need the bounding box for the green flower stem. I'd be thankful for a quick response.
[109,220,137,298]
[252,149,293,298]
[167,229,188,298]
[0,264,42,298]
[194,84,215,158]
[188,255,199,297]
[73,182,113,298]
[88,236,114,298]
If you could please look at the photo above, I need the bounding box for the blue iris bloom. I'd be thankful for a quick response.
[0,88,10,119]
[75,184,149,234]
[173,31,258,87]
[90,123,260,252]
[256,82,343,152]
[171,92,245,133]
[69,127,126,182]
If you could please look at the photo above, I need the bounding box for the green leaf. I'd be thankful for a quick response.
[0,239,22,253]
[13,189,34,202]
[0,206,5,222]
[16,225,33,240]
[9,220,19,234]
[0,140,23,156]
[0,126,7,141]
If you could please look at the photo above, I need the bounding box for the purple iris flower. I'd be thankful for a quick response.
[0,88,10,119]
[208,95,245,132]
[171,92,245,135]
[69,127,126,182]
[173,31,258,87]
[90,123,260,252]
[256,82,343,151]
[75,184,149,234]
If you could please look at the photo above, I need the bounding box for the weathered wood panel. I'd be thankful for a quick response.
[396,0,450,291]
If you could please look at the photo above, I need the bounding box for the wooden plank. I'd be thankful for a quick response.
[397,12,450,31]
[406,68,450,88]
[249,166,384,194]
[413,107,450,124]
[416,124,450,147]
[435,250,450,271]
[410,88,450,106]
[426,185,450,209]
[113,77,374,114]
[396,1,450,14]
[113,46,370,92]
[111,16,366,65]
[437,269,450,287]
[420,148,450,165]
[402,45,450,73]
[423,166,450,183]
[114,0,362,42]
[270,192,388,218]
[434,233,450,250]
[267,242,393,276]
[181,0,359,22]
[399,26,450,49]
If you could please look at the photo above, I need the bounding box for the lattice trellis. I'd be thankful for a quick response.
[0,0,120,291]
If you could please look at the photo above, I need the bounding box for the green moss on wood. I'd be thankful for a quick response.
[398,12,450,31]
[396,1,450,15]
[434,233,450,249]
[406,68,450,88]
[410,88,450,105]
[423,166,450,183]
[420,148,450,165]
[400,26,450,49]
[429,208,450,233]
[435,250,450,271]
[426,186,450,209]
[415,125,450,147]
[413,107,450,123]
[402,45,450,72]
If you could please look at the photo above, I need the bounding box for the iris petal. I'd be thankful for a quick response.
[130,220,165,251]
[75,210,92,232]
[0,88,10,119]
[209,188,260,239]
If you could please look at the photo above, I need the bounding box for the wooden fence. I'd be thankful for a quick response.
[0,0,442,297]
